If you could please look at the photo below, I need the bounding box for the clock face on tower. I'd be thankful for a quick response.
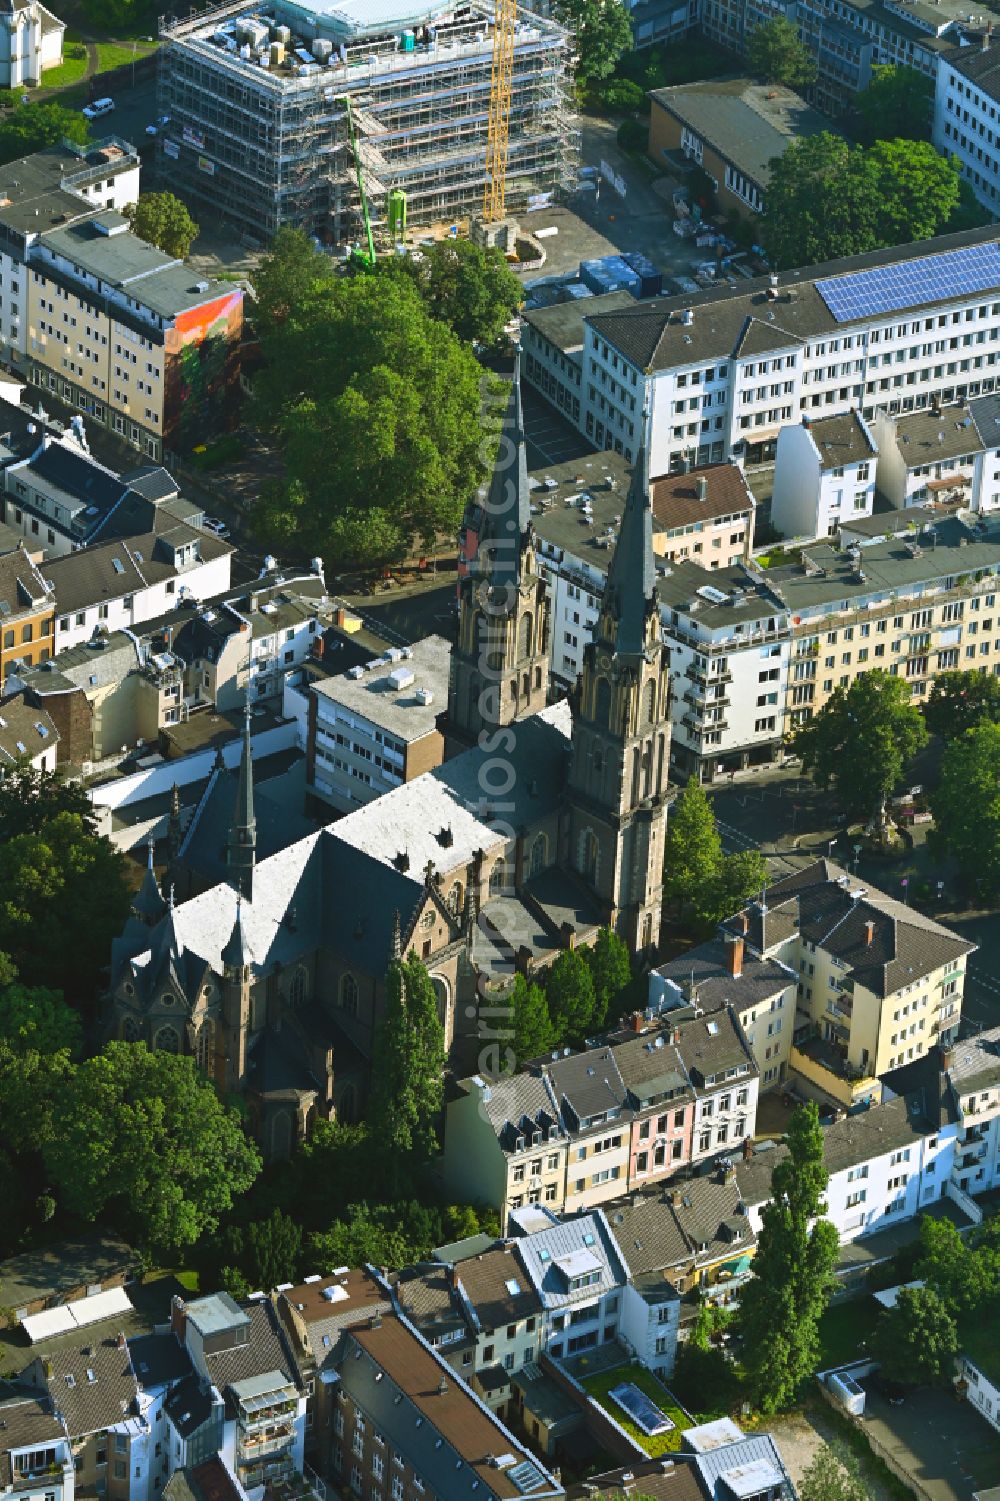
[599,654,611,671]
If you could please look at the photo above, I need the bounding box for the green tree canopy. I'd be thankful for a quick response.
[0,103,88,166]
[553,0,633,83]
[0,971,82,1057]
[664,777,723,907]
[250,244,494,567]
[125,192,200,258]
[737,1102,839,1411]
[792,669,927,822]
[0,768,131,1002]
[585,927,632,1029]
[44,1042,261,1252]
[370,954,447,1189]
[761,134,961,271]
[375,239,521,347]
[924,669,1000,741]
[871,1284,958,1385]
[699,847,769,931]
[250,228,338,339]
[510,974,556,1066]
[545,947,598,1046]
[915,1214,993,1316]
[798,1446,869,1501]
[855,64,933,144]
[929,720,1000,896]
[747,16,816,87]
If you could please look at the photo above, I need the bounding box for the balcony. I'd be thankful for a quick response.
[958,1144,987,1170]
[239,1429,296,1460]
[683,688,730,710]
[683,713,728,735]
[686,665,733,686]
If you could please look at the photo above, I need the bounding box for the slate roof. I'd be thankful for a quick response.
[888,403,984,466]
[23,440,126,517]
[650,464,754,533]
[880,1050,958,1128]
[31,1332,140,1438]
[516,1211,628,1308]
[0,1390,68,1488]
[163,1373,217,1439]
[650,937,795,1021]
[338,1315,561,1501]
[672,1007,756,1088]
[946,1025,1000,1098]
[0,541,53,619]
[723,860,976,998]
[45,527,232,615]
[127,1333,191,1390]
[175,758,314,891]
[650,77,831,189]
[0,697,58,765]
[451,1246,543,1332]
[201,1301,303,1405]
[803,410,877,468]
[22,633,140,697]
[467,1069,565,1155]
[607,1173,754,1279]
[547,1046,631,1129]
[610,1030,692,1108]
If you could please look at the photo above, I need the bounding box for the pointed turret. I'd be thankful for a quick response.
[226,705,256,900]
[602,409,656,660]
[222,893,254,974]
[132,839,167,926]
[473,351,532,596]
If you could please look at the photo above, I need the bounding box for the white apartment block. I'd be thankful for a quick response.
[771,411,878,541]
[934,43,1000,215]
[871,396,1000,511]
[525,227,1000,476]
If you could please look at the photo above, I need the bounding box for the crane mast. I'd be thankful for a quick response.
[483,0,516,223]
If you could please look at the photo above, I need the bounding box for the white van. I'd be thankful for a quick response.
[83,98,115,120]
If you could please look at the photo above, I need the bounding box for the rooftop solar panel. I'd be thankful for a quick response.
[816,242,1000,324]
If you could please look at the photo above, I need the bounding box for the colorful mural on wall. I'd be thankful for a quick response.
[164,287,243,450]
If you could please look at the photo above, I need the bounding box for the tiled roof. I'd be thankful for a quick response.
[672,1007,756,1088]
[0,542,53,619]
[31,1331,139,1438]
[650,464,754,533]
[650,937,795,1020]
[202,1301,303,1400]
[278,1270,391,1361]
[0,1389,68,1488]
[0,697,58,765]
[568,1458,704,1501]
[607,1172,753,1278]
[803,410,877,468]
[44,527,231,615]
[451,1246,543,1331]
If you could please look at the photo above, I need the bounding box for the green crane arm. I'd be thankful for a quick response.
[340,94,376,267]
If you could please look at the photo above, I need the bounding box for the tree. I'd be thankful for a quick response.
[376,239,522,348]
[916,1201,997,1315]
[698,848,769,931]
[872,1284,957,1386]
[250,255,493,567]
[510,975,555,1066]
[736,1102,839,1412]
[929,721,1000,897]
[799,1446,869,1501]
[663,777,723,909]
[585,927,632,1028]
[792,670,927,824]
[924,670,1000,741]
[249,228,337,340]
[0,972,82,1057]
[553,0,633,83]
[244,1209,302,1290]
[44,1043,261,1253]
[545,948,598,1046]
[0,768,131,1003]
[855,65,933,144]
[292,1119,379,1228]
[0,103,88,166]
[747,16,816,87]
[370,955,446,1189]
[125,193,200,258]
[761,135,962,272]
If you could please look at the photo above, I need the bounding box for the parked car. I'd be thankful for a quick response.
[202,517,230,538]
[83,97,115,120]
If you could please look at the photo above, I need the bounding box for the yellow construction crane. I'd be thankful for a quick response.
[483,0,516,223]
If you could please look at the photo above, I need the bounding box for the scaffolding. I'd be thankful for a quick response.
[156,0,577,246]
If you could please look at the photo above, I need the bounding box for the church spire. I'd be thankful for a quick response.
[602,406,656,660]
[222,891,254,973]
[474,350,532,597]
[227,700,256,900]
[132,838,167,926]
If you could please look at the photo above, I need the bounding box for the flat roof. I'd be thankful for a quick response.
[310,633,451,741]
[524,290,636,355]
[39,214,236,319]
[650,78,831,189]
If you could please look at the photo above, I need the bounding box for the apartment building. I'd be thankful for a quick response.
[607,1168,756,1301]
[3,437,131,556]
[0,140,140,372]
[0,1391,74,1501]
[771,410,878,540]
[524,226,1000,478]
[649,931,798,1089]
[0,542,55,685]
[720,860,975,1109]
[515,1213,628,1362]
[871,399,1000,510]
[0,696,58,772]
[26,211,242,461]
[611,1028,695,1189]
[547,1048,633,1215]
[934,39,1000,214]
[674,1008,759,1167]
[305,635,449,813]
[522,293,637,442]
[944,1026,1000,1199]
[648,78,830,218]
[444,1072,569,1230]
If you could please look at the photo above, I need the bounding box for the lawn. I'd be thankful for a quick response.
[40,35,88,88]
[581,1362,691,1457]
[95,39,158,73]
[817,1298,873,1371]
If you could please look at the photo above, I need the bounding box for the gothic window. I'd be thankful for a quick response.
[645,679,657,726]
[122,1017,140,1043]
[270,1110,293,1160]
[631,746,641,806]
[490,859,510,896]
[656,733,666,794]
[159,992,175,1008]
[340,973,359,1018]
[578,829,599,883]
[642,913,654,949]
[195,1021,214,1072]
[595,678,611,728]
[154,1025,180,1054]
[519,613,533,660]
[534,666,543,689]
[430,975,450,1031]
[289,966,308,1007]
[420,910,435,930]
[448,881,464,913]
[530,834,547,876]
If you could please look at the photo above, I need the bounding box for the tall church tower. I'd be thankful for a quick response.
[439,355,550,758]
[226,706,256,899]
[221,894,253,1095]
[565,419,671,953]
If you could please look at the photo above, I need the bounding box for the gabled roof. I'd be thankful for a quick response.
[0,697,58,765]
[548,1045,630,1126]
[451,1246,543,1331]
[515,1211,628,1308]
[27,1332,140,1439]
[0,1390,68,1488]
[0,542,53,619]
[672,1006,756,1089]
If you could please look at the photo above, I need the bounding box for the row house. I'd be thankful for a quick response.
[20,1331,142,1501]
[514,1212,629,1364]
[770,411,878,542]
[720,860,974,1110]
[0,542,55,687]
[0,1391,75,1501]
[871,396,1000,512]
[444,1008,758,1228]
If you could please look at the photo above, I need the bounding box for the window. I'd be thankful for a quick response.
[340,972,359,1017]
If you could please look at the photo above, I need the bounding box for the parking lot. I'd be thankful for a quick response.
[857,1381,1000,1501]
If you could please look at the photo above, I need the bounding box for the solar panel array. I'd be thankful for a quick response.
[816,241,1000,324]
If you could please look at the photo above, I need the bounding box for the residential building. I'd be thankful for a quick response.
[0,1,64,90]
[0,542,55,685]
[720,860,975,1108]
[649,464,755,569]
[446,1246,545,1409]
[46,522,233,652]
[157,0,575,247]
[0,694,58,772]
[0,140,140,372]
[26,211,242,461]
[649,932,797,1090]
[673,1007,758,1167]
[685,1423,796,1500]
[326,1310,564,1501]
[515,1212,629,1362]
[611,1027,695,1190]
[521,292,636,440]
[565,1458,705,1501]
[445,1072,569,1229]
[0,1390,74,1501]
[648,79,830,218]
[870,399,1000,511]
[944,1026,1000,1199]
[771,411,877,540]
[606,1166,755,1305]
[522,225,1000,477]
[548,1048,633,1215]
[934,39,1000,215]
[957,1340,1000,1436]
[305,634,449,813]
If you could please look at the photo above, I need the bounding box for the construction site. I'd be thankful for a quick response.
[155,0,578,247]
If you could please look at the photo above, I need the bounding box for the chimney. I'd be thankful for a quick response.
[864,920,875,947]
[739,912,749,936]
[939,1043,955,1071]
[696,476,708,502]
[631,1010,645,1034]
[727,933,744,979]
[170,1295,187,1344]
[449,1265,460,1290]
[437,1375,448,1396]
[742,1136,754,1162]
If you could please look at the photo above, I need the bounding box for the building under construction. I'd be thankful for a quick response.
[156,0,577,246]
